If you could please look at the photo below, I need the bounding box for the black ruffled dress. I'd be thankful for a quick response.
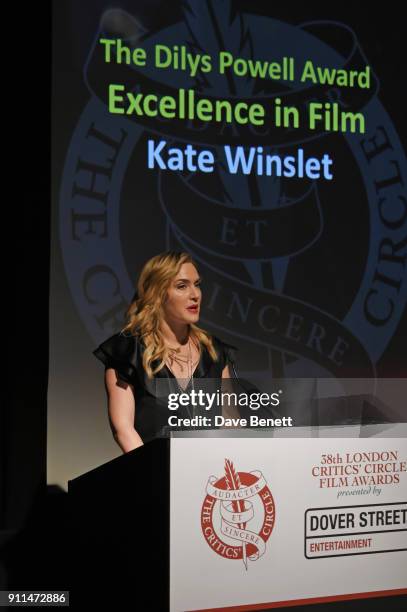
[93,331,239,444]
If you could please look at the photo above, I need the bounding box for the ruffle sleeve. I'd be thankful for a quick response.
[92,331,140,385]
[212,336,239,377]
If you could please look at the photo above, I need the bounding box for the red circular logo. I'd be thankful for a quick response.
[201,459,275,567]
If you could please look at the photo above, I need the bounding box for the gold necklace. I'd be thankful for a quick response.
[166,340,200,422]
[166,338,199,384]
[167,337,195,370]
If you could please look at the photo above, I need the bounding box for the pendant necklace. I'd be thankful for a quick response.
[167,337,196,420]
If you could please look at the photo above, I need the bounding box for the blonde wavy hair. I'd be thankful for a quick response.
[121,251,218,378]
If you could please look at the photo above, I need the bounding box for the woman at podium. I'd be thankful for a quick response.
[93,250,240,453]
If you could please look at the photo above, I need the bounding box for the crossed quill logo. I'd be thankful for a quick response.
[225,459,250,568]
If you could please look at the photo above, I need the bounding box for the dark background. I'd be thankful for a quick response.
[3,1,406,609]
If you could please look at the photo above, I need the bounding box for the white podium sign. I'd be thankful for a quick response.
[170,426,407,611]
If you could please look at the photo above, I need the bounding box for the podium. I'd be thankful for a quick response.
[69,424,407,611]
[69,438,170,608]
